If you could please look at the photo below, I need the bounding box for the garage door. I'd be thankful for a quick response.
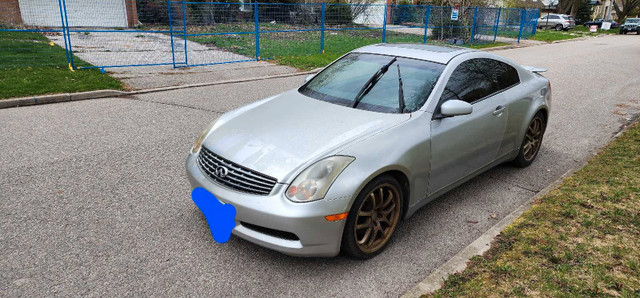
[19,0,128,28]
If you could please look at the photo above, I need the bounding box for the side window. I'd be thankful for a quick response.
[440,59,499,104]
[492,59,520,90]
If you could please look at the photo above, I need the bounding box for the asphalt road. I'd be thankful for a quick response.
[1,35,639,297]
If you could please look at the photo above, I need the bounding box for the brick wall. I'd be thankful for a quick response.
[125,0,139,27]
[0,0,23,26]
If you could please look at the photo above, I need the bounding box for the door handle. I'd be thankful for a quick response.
[493,105,505,116]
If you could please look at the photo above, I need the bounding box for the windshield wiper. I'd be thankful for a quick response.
[397,64,405,113]
[352,57,397,109]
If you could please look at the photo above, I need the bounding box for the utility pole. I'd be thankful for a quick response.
[604,0,613,20]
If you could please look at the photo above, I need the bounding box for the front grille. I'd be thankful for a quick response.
[197,146,278,195]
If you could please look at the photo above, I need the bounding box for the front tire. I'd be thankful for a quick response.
[341,175,403,259]
[512,112,547,168]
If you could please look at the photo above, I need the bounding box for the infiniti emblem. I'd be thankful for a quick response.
[215,166,229,178]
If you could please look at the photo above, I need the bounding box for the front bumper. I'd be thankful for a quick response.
[186,153,347,257]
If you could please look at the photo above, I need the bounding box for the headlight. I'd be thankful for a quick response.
[191,120,217,153]
[285,156,354,203]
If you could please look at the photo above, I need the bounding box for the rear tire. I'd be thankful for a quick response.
[341,175,404,259]
[512,112,547,168]
[555,24,563,31]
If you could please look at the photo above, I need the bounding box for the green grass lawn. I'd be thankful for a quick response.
[185,23,509,70]
[530,26,620,42]
[573,25,621,35]
[0,31,123,99]
[428,120,640,297]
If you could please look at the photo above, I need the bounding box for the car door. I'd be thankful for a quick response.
[428,58,509,195]
[491,59,525,158]
[541,15,559,28]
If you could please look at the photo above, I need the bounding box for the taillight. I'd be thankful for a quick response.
[548,81,551,94]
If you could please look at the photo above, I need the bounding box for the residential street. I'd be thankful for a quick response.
[1,35,639,297]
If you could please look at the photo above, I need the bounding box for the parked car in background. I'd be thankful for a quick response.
[619,18,640,34]
[538,14,575,30]
[583,19,620,28]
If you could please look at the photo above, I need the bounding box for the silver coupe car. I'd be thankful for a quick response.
[186,44,551,258]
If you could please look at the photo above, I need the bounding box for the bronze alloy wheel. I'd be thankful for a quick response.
[353,183,401,254]
[523,117,543,161]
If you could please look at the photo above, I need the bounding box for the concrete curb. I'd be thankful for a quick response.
[0,90,127,110]
[401,116,639,297]
[0,69,321,110]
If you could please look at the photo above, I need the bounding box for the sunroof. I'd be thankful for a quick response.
[380,44,461,53]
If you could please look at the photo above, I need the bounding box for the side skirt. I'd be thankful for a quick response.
[404,150,518,219]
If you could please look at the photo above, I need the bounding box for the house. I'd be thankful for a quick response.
[0,0,139,28]
[590,0,619,20]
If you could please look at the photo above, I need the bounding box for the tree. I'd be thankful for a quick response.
[574,0,593,23]
[613,0,640,21]
[503,0,542,9]
[556,0,581,16]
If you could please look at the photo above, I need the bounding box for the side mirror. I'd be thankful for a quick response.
[440,100,472,117]
[305,74,315,82]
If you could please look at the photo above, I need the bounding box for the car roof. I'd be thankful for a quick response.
[352,43,475,64]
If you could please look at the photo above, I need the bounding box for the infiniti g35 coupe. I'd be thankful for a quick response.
[186,44,551,258]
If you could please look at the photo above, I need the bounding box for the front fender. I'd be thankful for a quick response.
[326,112,432,219]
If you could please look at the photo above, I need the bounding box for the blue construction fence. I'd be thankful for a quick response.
[0,0,539,70]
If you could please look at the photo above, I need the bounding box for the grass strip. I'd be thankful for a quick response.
[428,120,640,297]
[0,31,123,99]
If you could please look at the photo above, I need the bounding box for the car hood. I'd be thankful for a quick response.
[202,90,410,183]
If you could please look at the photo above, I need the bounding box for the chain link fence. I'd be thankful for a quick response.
[0,0,539,71]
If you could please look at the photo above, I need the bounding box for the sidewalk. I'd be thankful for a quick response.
[108,61,298,90]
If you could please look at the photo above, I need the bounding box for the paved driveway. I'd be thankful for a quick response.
[1,35,639,297]
[47,31,297,90]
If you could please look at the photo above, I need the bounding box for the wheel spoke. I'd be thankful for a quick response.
[382,202,396,215]
[382,191,393,208]
[356,219,371,230]
[369,193,377,209]
[526,134,534,142]
[367,228,378,247]
[379,213,392,225]
[358,210,372,217]
[358,227,372,245]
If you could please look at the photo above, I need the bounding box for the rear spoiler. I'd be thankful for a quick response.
[522,65,548,73]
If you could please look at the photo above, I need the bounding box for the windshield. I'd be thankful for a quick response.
[627,18,640,23]
[299,53,445,113]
